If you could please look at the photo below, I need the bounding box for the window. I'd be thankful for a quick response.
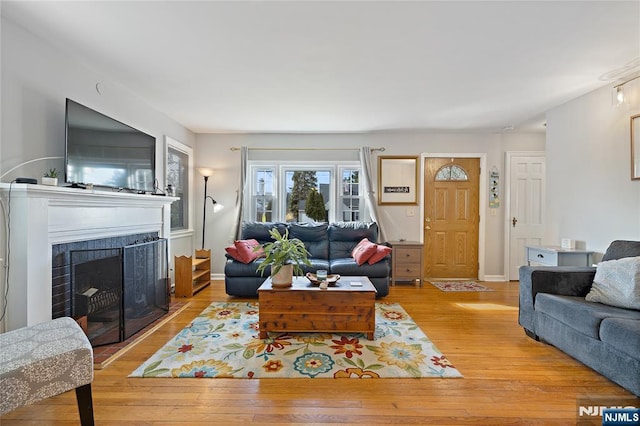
[246,162,363,223]
[339,168,360,221]
[435,164,469,181]
[165,137,192,231]
[252,168,275,222]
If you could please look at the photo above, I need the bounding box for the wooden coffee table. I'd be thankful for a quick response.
[258,275,377,339]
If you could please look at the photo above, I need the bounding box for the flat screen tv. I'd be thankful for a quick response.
[65,99,156,192]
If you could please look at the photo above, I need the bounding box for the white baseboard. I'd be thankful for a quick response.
[483,275,507,282]
[211,273,225,281]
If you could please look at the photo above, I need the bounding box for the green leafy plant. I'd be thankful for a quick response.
[44,168,58,178]
[256,227,311,277]
[305,188,327,222]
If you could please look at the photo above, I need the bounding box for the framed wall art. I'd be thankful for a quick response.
[377,156,419,205]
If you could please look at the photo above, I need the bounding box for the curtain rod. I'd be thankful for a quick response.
[230,147,385,152]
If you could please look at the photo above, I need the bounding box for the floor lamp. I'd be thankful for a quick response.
[197,167,221,249]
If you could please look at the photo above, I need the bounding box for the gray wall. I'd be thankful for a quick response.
[1,17,195,182]
[545,84,640,258]
[0,16,196,331]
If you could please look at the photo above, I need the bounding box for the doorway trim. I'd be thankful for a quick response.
[503,151,546,281]
[420,152,487,281]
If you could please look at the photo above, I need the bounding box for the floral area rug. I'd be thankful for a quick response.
[430,281,494,292]
[129,302,462,379]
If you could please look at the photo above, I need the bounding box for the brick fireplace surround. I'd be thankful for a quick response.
[0,183,175,332]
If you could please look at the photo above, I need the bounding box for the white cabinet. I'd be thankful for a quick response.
[526,246,592,267]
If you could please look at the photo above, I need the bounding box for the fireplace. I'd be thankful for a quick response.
[0,183,175,332]
[69,238,169,347]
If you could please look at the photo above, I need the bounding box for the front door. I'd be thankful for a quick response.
[423,157,480,279]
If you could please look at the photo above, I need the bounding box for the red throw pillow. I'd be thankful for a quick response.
[351,238,377,265]
[233,239,265,264]
[225,245,242,262]
[368,244,392,265]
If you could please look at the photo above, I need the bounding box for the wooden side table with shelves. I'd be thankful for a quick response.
[174,249,211,297]
[388,241,424,286]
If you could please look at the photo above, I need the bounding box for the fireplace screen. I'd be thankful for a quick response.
[71,238,169,347]
[123,238,169,340]
[71,248,123,346]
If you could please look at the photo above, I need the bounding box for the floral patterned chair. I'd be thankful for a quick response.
[0,317,94,425]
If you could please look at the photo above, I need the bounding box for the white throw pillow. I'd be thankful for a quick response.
[585,256,640,310]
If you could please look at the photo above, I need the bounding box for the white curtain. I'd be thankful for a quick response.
[232,146,248,240]
[359,147,387,242]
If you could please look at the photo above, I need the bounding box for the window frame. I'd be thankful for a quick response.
[164,136,193,234]
[246,161,363,223]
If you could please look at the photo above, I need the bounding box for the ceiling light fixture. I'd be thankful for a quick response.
[612,74,640,107]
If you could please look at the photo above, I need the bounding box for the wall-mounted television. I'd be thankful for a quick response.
[65,99,156,192]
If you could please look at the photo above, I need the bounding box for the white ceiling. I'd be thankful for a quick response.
[2,1,639,134]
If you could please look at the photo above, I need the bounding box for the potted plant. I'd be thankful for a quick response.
[256,227,311,288]
[42,168,59,186]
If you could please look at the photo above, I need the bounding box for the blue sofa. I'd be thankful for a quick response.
[518,240,640,396]
[224,221,390,297]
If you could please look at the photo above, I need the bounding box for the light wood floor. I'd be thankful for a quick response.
[2,280,637,425]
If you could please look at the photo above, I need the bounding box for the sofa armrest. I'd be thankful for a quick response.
[518,266,596,336]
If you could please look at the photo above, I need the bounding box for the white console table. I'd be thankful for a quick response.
[526,245,593,267]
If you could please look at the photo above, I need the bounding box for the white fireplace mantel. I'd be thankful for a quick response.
[0,183,177,331]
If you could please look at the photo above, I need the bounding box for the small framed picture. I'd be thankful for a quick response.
[377,156,419,205]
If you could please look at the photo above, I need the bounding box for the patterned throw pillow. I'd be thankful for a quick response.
[585,256,640,310]
[352,238,378,265]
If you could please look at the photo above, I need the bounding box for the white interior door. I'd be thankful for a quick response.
[505,152,546,280]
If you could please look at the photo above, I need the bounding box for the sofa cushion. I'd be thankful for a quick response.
[300,258,330,274]
[602,240,640,262]
[289,222,329,259]
[240,222,288,243]
[328,222,378,259]
[585,256,640,310]
[534,294,640,340]
[599,317,640,361]
[352,238,378,265]
[225,258,266,277]
[330,257,390,278]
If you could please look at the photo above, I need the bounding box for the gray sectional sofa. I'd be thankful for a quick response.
[518,240,640,396]
[224,221,390,297]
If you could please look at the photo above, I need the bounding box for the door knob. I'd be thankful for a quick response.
[512,217,518,227]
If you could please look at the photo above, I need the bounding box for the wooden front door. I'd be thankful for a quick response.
[424,157,480,279]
